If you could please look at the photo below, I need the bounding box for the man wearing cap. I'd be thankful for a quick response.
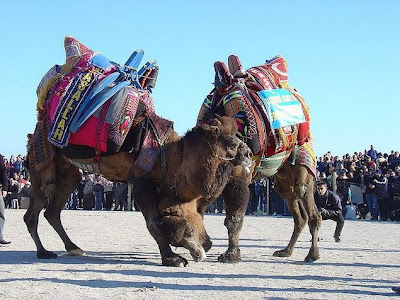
[0,154,11,244]
[314,180,345,242]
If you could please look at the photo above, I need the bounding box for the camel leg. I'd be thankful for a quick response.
[296,165,321,262]
[133,177,188,267]
[24,169,58,259]
[218,175,249,263]
[273,193,307,258]
[273,164,307,258]
[43,161,83,256]
[273,164,321,261]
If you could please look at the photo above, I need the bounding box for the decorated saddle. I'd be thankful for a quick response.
[197,55,316,178]
[31,36,172,173]
[37,36,159,153]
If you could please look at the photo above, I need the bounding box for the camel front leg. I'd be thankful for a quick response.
[218,175,249,263]
[133,177,188,267]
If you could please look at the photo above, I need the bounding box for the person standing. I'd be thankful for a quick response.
[367,145,378,162]
[93,175,104,211]
[0,154,11,244]
[82,174,94,210]
[103,180,114,211]
[364,169,379,220]
[314,180,344,242]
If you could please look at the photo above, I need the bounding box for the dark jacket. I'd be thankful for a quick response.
[0,155,8,191]
[314,190,342,217]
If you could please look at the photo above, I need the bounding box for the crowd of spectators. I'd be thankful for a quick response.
[3,145,400,221]
[1,154,136,211]
[245,145,400,221]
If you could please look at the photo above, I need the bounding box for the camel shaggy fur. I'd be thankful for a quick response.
[24,116,253,267]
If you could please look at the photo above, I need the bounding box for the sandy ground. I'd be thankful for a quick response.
[0,209,399,300]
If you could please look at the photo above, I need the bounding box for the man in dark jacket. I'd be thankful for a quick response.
[314,180,344,242]
[0,154,11,244]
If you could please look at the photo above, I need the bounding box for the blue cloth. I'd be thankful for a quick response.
[365,193,379,220]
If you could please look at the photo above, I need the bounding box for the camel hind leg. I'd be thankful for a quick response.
[43,155,84,256]
[24,155,82,258]
[24,157,59,258]
[273,163,321,261]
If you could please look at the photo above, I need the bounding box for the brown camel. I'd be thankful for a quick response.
[196,54,322,262]
[25,115,253,267]
[24,36,254,267]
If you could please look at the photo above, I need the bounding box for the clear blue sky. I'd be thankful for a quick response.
[1,1,399,159]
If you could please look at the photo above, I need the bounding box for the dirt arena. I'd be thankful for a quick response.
[0,209,399,299]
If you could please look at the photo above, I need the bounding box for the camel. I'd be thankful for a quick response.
[24,36,254,267]
[196,55,322,262]
[25,116,253,267]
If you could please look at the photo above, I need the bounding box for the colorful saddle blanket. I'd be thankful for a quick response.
[37,36,159,154]
[197,55,316,177]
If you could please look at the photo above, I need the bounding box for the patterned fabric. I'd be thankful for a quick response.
[295,142,317,177]
[197,54,316,177]
[134,114,173,172]
[222,90,264,154]
[28,117,55,173]
[36,36,156,155]
[49,68,102,147]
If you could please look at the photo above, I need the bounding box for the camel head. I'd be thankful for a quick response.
[174,116,253,201]
[157,197,211,262]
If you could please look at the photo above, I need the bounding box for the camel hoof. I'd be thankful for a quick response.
[273,249,291,257]
[304,255,319,262]
[218,248,241,263]
[67,248,86,256]
[37,250,58,259]
[162,255,188,267]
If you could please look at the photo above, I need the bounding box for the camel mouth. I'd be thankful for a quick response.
[184,238,207,262]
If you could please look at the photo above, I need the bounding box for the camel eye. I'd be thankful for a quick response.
[225,137,238,149]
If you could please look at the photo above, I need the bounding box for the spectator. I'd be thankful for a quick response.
[93,175,104,210]
[69,189,79,210]
[114,182,128,211]
[0,154,11,244]
[82,174,94,210]
[314,180,344,242]
[326,167,338,192]
[388,150,396,164]
[389,193,400,221]
[19,181,32,198]
[389,151,400,169]
[104,180,114,211]
[376,153,388,172]
[336,170,351,217]
[367,145,378,162]
[364,169,379,220]
[365,156,377,171]
[373,170,388,220]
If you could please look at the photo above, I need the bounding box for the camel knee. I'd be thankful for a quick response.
[224,215,243,232]
[293,214,307,230]
[41,181,56,198]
